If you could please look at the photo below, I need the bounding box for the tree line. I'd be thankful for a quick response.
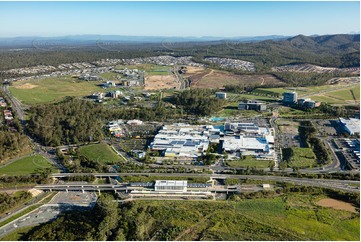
[0,191,32,214]
[298,121,331,165]
[0,130,30,163]
[172,89,226,116]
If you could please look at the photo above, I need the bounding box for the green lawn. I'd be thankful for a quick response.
[253,86,315,96]
[3,195,359,241]
[309,95,343,104]
[9,76,104,105]
[99,72,119,80]
[227,93,278,102]
[227,156,272,168]
[324,84,360,101]
[253,84,360,105]
[108,196,359,241]
[116,64,170,75]
[78,143,121,164]
[233,196,359,241]
[282,147,317,168]
[0,155,57,176]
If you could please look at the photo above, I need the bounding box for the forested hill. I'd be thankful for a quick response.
[285,34,359,51]
[0,34,359,71]
[196,34,360,70]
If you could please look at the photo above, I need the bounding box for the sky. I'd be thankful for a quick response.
[0,1,359,37]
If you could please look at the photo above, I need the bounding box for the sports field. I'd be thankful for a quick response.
[78,143,121,164]
[0,155,57,176]
[8,76,104,105]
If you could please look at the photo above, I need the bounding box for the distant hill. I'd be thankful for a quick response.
[284,34,360,52]
[0,33,358,71]
[200,34,360,69]
[0,34,291,48]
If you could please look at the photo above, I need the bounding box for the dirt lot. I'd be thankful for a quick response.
[144,74,179,90]
[317,198,357,213]
[278,120,300,135]
[273,64,360,75]
[326,77,360,85]
[190,70,282,89]
[14,83,38,89]
[182,66,205,75]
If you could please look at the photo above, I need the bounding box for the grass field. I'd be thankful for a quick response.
[227,93,278,102]
[191,71,282,89]
[227,156,271,168]
[9,76,104,105]
[114,195,359,241]
[0,155,57,176]
[254,85,345,96]
[326,85,359,100]
[78,143,121,164]
[255,83,360,105]
[282,147,317,168]
[99,72,119,80]
[116,64,171,75]
[308,95,342,104]
[234,195,359,241]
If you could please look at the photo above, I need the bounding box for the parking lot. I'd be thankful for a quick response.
[314,120,338,136]
[49,191,97,206]
[333,138,360,170]
[277,119,300,148]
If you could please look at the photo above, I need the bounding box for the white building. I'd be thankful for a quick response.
[222,122,275,160]
[223,136,268,154]
[150,124,221,158]
[339,118,360,135]
[283,91,298,103]
[215,92,227,99]
[154,180,187,192]
[127,119,143,126]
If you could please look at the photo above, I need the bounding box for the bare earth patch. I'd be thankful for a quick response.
[144,75,179,90]
[317,198,357,213]
[183,66,205,75]
[278,120,299,135]
[14,83,39,89]
[191,70,282,89]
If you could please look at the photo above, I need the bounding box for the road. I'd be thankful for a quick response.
[2,84,67,172]
[0,192,96,239]
[2,85,27,122]
[173,65,185,90]
[49,173,359,193]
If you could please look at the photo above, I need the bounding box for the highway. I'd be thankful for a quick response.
[34,183,242,194]
[49,173,360,193]
[0,192,96,239]
[2,84,67,172]
[2,85,27,121]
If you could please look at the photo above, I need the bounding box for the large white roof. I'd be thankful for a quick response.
[155,180,188,187]
[223,136,268,151]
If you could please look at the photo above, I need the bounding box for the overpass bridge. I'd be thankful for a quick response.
[49,173,360,193]
[35,183,241,194]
